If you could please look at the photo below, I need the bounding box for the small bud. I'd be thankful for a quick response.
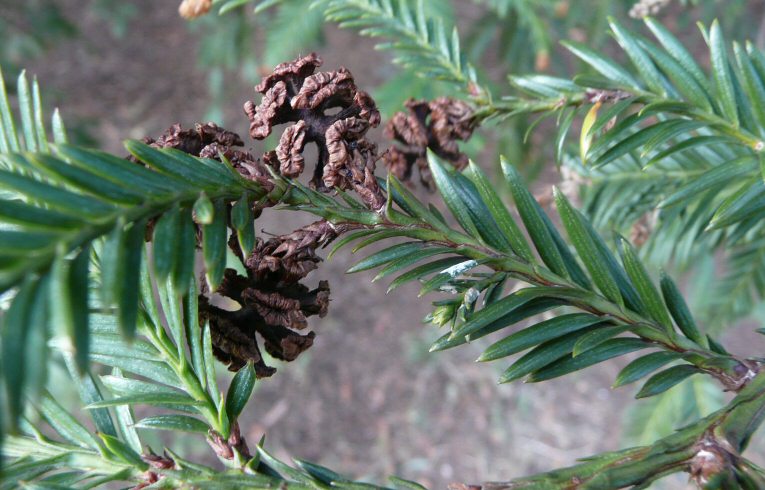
[193,193,215,225]
[178,0,212,19]
[431,304,458,327]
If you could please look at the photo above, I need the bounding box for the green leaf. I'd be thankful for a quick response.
[98,433,147,468]
[125,140,217,188]
[100,374,184,397]
[2,277,38,428]
[202,322,220,405]
[38,391,99,449]
[225,362,256,422]
[157,278,185,359]
[0,66,20,152]
[50,244,91,373]
[22,276,49,408]
[709,20,739,126]
[28,154,145,205]
[639,37,713,111]
[389,476,428,490]
[734,42,765,132]
[373,247,453,282]
[134,415,210,433]
[645,18,708,89]
[659,271,706,346]
[0,168,116,220]
[17,71,39,152]
[55,144,177,196]
[556,108,576,162]
[502,159,568,277]
[554,188,622,305]
[347,242,424,273]
[203,199,228,290]
[87,333,160,361]
[593,120,698,168]
[659,156,756,208]
[464,161,533,260]
[709,180,765,229]
[428,153,480,238]
[117,220,145,340]
[500,328,596,384]
[51,108,67,143]
[86,392,203,409]
[451,287,552,340]
[386,257,464,293]
[636,364,701,398]
[100,219,126,309]
[609,18,665,94]
[185,278,206,389]
[639,120,707,157]
[0,199,84,231]
[152,205,181,282]
[618,238,672,329]
[63,353,117,438]
[91,354,182,389]
[108,369,142,453]
[327,229,379,260]
[527,338,648,382]
[432,297,566,352]
[255,446,315,484]
[562,40,639,88]
[387,176,451,235]
[294,459,347,485]
[478,313,604,362]
[572,325,632,357]
[232,193,255,257]
[613,351,683,388]
[173,209,197,291]
[646,135,729,167]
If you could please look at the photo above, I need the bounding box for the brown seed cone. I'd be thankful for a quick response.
[243,54,383,209]
[141,122,274,192]
[383,96,475,188]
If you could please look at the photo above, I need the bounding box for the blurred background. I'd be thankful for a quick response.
[4,0,765,488]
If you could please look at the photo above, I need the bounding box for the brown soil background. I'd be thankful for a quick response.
[25,1,765,488]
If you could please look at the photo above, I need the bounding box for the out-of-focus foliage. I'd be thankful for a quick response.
[3,1,765,489]
[0,1,75,72]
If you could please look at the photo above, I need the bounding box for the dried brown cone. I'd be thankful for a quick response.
[382,97,476,189]
[199,221,338,376]
[140,121,275,193]
[138,121,332,376]
[243,54,385,210]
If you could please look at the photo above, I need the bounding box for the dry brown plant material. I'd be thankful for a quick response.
[382,97,475,189]
[243,53,386,210]
[178,0,212,19]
